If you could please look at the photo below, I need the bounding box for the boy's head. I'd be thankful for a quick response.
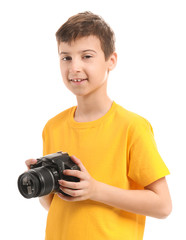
[56,11,115,60]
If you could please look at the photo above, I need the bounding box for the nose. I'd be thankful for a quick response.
[69,58,82,73]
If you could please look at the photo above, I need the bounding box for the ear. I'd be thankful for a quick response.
[108,52,117,71]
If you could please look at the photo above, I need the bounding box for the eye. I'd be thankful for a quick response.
[83,55,92,59]
[61,56,72,61]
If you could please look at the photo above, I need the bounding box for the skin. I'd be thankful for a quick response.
[58,35,117,122]
[25,36,172,218]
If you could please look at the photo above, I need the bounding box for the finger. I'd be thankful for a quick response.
[58,179,87,190]
[58,179,80,189]
[63,169,86,180]
[57,193,75,202]
[57,192,84,202]
[25,159,37,169]
[70,155,87,172]
[59,186,84,198]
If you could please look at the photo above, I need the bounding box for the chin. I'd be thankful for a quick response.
[69,90,87,97]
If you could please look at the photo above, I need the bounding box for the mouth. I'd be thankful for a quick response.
[69,78,88,84]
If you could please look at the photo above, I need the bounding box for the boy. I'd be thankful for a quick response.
[26,11,172,240]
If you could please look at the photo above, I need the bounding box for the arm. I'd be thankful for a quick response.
[58,156,172,219]
[91,177,172,219]
[39,194,54,211]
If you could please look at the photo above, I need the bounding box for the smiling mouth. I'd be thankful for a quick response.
[69,78,88,82]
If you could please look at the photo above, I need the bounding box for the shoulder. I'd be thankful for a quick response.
[43,106,75,132]
[113,102,154,140]
[114,102,152,131]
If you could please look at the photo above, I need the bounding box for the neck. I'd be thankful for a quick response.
[74,89,113,122]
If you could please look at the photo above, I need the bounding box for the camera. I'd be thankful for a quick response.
[18,151,80,199]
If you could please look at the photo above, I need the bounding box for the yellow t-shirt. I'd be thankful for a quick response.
[42,101,170,240]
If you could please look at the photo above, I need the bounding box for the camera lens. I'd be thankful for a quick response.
[18,172,40,198]
[18,167,56,198]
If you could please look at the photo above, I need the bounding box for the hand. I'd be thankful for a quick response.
[57,155,98,202]
[25,158,37,170]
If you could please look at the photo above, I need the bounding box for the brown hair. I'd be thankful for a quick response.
[55,11,116,60]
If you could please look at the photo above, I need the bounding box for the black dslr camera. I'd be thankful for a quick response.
[18,152,80,199]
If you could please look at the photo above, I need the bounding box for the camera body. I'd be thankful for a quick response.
[18,152,80,199]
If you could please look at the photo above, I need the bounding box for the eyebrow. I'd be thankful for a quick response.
[59,49,97,55]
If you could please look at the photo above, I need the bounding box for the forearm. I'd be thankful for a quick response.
[57,157,172,218]
[91,181,170,219]
[39,194,54,211]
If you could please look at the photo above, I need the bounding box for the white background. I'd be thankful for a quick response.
[0,0,185,239]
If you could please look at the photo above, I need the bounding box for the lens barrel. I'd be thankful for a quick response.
[18,167,56,198]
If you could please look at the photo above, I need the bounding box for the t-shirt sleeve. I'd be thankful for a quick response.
[128,117,170,187]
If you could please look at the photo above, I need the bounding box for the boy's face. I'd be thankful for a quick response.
[58,36,117,97]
